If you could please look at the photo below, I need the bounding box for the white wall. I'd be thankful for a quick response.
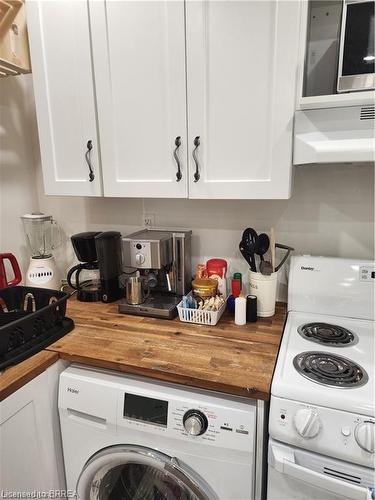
[36,163,374,299]
[0,75,39,273]
[1,75,374,298]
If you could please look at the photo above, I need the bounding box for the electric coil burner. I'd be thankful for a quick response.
[297,322,357,346]
[293,351,368,388]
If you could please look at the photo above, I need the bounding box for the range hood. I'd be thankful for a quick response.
[293,105,375,165]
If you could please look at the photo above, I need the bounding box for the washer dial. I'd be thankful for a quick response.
[183,410,208,436]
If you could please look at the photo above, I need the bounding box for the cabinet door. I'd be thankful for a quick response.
[186,0,301,199]
[0,364,66,495]
[90,1,188,198]
[26,1,102,196]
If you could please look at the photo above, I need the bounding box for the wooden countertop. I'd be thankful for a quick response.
[47,298,287,400]
[0,350,58,402]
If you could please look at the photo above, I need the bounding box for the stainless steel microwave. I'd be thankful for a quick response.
[337,0,375,92]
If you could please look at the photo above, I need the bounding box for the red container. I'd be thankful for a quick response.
[0,253,22,288]
[206,258,227,279]
[231,278,241,298]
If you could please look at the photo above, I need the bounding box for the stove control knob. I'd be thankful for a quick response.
[355,421,375,453]
[294,408,320,438]
[135,253,145,265]
[183,410,208,436]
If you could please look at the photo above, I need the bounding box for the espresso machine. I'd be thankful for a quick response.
[119,229,192,319]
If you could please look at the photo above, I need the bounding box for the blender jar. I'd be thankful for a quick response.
[21,213,62,258]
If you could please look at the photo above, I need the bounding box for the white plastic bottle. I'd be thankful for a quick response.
[235,296,246,325]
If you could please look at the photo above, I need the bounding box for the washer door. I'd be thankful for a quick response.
[77,445,218,500]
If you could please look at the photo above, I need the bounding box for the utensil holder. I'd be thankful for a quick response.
[248,271,277,317]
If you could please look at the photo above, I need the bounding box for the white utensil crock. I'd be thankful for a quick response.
[248,271,277,317]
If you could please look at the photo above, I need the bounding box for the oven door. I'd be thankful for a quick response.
[267,438,375,500]
[76,444,219,500]
[337,0,375,92]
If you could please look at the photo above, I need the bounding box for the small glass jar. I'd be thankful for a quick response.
[192,278,217,300]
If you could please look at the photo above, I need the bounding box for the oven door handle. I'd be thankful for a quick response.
[270,443,372,500]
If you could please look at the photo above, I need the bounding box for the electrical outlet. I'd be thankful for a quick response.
[143,213,155,227]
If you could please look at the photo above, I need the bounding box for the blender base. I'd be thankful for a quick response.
[26,255,61,290]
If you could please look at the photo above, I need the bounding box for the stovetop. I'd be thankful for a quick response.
[271,310,375,417]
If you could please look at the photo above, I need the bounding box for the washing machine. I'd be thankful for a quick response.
[59,364,266,499]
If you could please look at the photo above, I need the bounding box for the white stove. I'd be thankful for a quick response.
[268,256,375,500]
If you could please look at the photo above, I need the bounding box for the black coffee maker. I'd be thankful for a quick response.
[95,231,123,303]
[67,231,122,303]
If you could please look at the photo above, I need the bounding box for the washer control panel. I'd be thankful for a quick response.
[120,392,255,452]
[168,401,254,451]
[269,396,374,468]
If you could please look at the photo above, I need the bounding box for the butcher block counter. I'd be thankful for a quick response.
[46,298,287,400]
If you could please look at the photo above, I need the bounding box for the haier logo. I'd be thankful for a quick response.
[67,387,79,394]
[301,266,314,271]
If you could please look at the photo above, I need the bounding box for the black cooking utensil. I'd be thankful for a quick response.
[239,242,252,268]
[255,233,273,275]
[240,228,258,272]
[256,233,270,254]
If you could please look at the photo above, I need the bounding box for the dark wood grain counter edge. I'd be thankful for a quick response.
[0,351,59,402]
[53,352,271,401]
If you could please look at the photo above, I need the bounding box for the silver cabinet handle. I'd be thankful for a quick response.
[192,136,200,182]
[85,140,95,182]
[174,136,182,182]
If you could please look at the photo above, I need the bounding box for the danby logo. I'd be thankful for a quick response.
[67,387,79,394]
[301,266,314,271]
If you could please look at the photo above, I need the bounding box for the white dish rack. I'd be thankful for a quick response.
[177,293,227,326]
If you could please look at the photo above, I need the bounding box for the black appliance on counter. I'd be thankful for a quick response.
[67,231,122,303]
[95,231,123,303]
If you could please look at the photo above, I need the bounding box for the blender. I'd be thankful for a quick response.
[21,212,62,290]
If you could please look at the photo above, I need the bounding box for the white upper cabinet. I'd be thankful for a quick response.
[27,0,102,196]
[185,0,301,199]
[90,0,188,198]
[27,0,301,199]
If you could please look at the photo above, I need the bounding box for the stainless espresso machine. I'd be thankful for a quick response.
[119,229,192,319]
